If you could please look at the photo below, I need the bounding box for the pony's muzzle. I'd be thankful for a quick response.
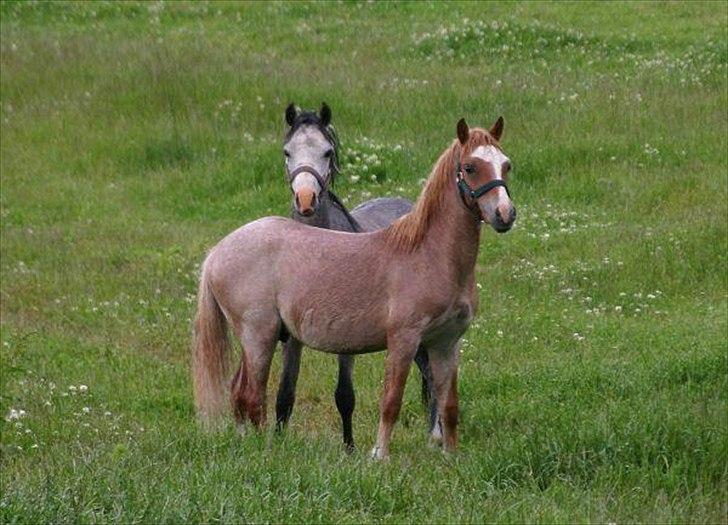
[492,205,516,232]
[294,187,318,217]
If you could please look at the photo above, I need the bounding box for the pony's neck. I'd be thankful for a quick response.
[291,190,332,228]
[386,141,482,278]
[424,166,482,281]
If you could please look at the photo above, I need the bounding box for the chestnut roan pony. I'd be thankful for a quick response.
[278,102,433,450]
[193,117,516,458]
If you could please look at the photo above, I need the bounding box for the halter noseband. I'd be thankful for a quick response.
[287,164,329,192]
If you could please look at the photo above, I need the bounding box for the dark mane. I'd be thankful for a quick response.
[284,110,340,182]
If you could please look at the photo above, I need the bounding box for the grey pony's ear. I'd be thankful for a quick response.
[489,116,504,141]
[319,102,332,127]
[285,103,298,126]
[456,118,469,145]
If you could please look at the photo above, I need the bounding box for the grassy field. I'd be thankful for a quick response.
[1,1,726,522]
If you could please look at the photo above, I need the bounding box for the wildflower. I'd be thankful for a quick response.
[5,409,27,421]
[79,385,88,393]
[82,407,91,414]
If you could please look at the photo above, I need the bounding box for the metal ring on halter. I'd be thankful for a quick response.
[286,165,328,192]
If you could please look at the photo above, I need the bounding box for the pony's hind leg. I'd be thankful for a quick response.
[275,337,302,430]
[335,354,356,451]
[231,320,278,432]
[230,356,248,431]
[427,341,460,453]
[413,344,437,431]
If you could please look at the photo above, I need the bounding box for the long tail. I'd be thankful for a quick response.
[192,260,230,429]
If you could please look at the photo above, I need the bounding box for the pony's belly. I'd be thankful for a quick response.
[283,308,387,354]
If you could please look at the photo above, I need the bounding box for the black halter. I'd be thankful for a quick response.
[286,164,329,191]
[455,161,510,217]
[286,164,361,232]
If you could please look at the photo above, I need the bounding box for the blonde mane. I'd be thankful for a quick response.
[386,128,499,251]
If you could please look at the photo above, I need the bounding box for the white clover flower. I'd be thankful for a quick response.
[68,385,77,392]
[79,385,88,393]
[82,407,91,414]
[5,408,27,421]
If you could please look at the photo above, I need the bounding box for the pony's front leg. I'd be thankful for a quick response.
[427,341,461,453]
[371,334,418,460]
[275,337,302,430]
[335,354,356,451]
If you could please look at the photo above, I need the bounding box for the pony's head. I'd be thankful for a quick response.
[283,102,339,217]
[455,117,516,232]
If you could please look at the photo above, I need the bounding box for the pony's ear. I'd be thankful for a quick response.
[457,118,469,145]
[489,116,504,141]
[285,103,298,126]
[320,102,332,127]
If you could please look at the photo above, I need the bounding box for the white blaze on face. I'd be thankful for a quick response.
[470,144,511,205]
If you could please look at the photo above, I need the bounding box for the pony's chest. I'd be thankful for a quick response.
[422,295,475,342]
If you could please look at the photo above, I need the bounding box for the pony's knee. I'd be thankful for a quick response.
[381,395,402,424]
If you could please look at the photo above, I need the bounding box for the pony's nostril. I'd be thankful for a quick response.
[495,208,502,220]
[295,194,301,208]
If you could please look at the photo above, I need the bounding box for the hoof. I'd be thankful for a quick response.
[370,445,388,461]
[429,417,443,446]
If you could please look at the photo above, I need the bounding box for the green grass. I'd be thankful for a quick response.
[1,1,726,522]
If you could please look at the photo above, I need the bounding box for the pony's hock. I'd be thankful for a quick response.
[193,116,515,459]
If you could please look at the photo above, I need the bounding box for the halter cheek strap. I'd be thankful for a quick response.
[287,165,328,192]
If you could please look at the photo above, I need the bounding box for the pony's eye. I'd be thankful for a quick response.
[503,161,512,173]
[323,149,333,158]
[284,150,290,158]
[464,164,476,175]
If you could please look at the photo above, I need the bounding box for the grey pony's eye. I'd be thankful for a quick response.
[323,149,333,158]
[283,150,290,158]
